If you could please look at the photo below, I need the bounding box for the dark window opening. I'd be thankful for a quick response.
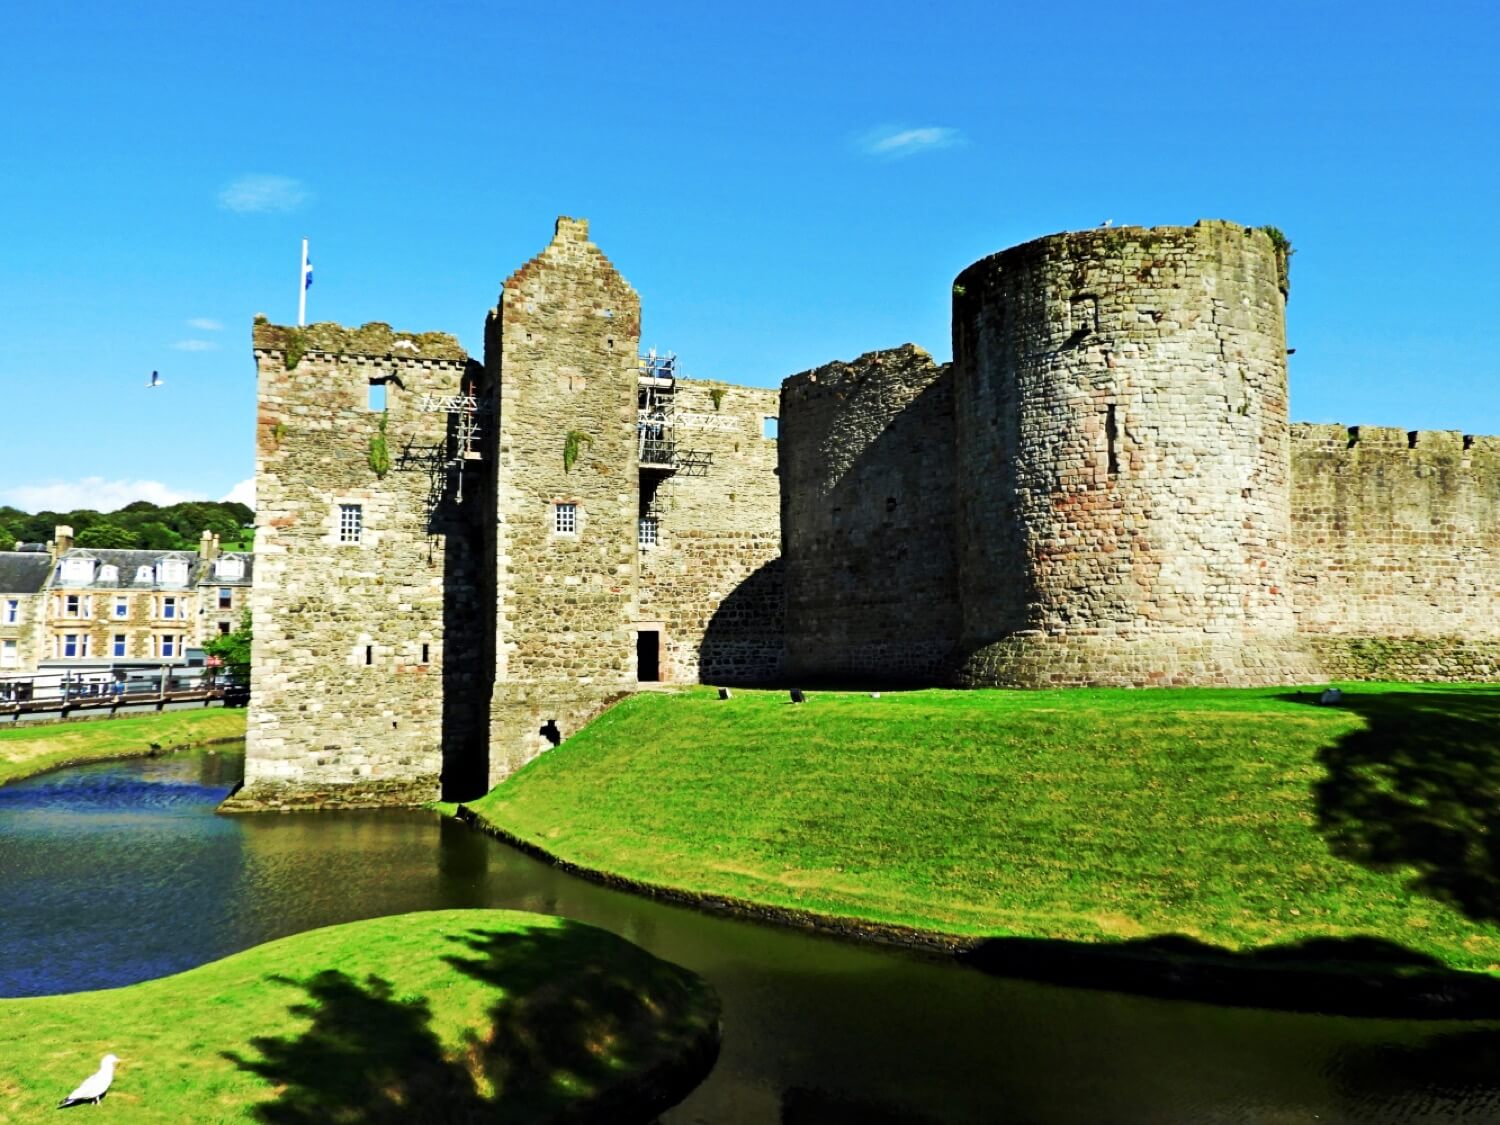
[218,621,231,635]
[365,645,373,666]
[421,643,430,664]
[637,630,660,683]
[1105,404,1120,477]
[539,719,561,747]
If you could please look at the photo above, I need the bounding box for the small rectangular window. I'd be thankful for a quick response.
[162,596,178,620]
[218,621,231,635]
[114,597,129,618]
[112,634,126,657]
[162,635,177,658]
[365,645,374,666]
[368,381,387,412]
[65,594,82,617]
[762,416,779,440]
[339,504,364,544]
[421,642,430,664]
[64,634,79,657]
[3,599,17,624]
[218,587,233,609]
[554,503,577,535]
[638,517,658,547]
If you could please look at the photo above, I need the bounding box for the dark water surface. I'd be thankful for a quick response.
[4,747,1500,1123]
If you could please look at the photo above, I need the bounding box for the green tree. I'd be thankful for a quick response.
[75,522,138,549]
[136,521,185,550]
[0,522,17,550]
[204,611,252,684]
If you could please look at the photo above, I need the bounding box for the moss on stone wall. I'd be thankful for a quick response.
[252,320,466,361]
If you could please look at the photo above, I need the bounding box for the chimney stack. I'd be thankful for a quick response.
[199,529,218,562]
[52,525,74,558]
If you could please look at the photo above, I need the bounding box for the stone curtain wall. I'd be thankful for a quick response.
[1291,424,1500,680]
[231,322,475,810]
[779,346,958,682]
[486,218,644,783]
[952,222,1320,687]
[638,379,783,684]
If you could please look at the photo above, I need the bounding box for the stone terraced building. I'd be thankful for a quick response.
[231,217,1500,811]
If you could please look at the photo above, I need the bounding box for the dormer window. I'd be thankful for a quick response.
[135,565,154,584]
[98,564,119,585]
[60,557,96,585]
[214,556,245,580]
[156,558,189,587]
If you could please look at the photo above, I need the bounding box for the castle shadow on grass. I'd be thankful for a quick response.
[224,925,718,1124]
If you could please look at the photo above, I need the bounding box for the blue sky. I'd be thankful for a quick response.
[2,0,1496,511]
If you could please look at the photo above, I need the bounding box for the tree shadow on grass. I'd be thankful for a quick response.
[1284,686,1500,922]
[225,924,719,1124]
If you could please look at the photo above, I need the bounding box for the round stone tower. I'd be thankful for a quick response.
[951,220,1321,686]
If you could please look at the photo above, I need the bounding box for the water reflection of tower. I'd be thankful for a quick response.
[437,815,491,908]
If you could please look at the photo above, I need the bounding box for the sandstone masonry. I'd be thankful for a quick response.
[237,216,1498,809]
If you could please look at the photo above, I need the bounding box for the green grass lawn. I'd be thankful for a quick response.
[468,684,1500,974]
[0,709,246,787]
[0,910,718,1123]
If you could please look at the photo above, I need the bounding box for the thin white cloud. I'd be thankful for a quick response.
[857,125,965,159]
[1,478,207,512]
[172,339,219,352]
[221,478,255,508]
[188,317,224,331]
[219,174,310,213]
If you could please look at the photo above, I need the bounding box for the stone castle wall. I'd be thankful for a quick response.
[1290,423,1500,680]
[638,377,784,685]
[779,345,958,682]
[230,322,485,810]
[951,221,1318,686]
[485,218,646,782]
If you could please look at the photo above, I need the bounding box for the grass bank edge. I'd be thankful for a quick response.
[0,909,719,1122]
[0,708,247,787]
[465,683,1500,988]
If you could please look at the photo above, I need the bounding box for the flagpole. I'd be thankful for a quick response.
[298,238,308,327]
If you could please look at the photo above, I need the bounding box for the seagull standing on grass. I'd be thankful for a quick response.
[58,1053,118,1108]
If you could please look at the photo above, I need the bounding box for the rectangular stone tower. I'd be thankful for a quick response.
[227,321,490,810]
[485,218,644,781]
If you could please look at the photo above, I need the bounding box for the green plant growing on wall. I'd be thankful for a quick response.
[368,412,391,478]
[284,328,309,371]
[709,388,726,411]
[271,420,287,446]
[1259,225,1294,298]
[563,429,593,472]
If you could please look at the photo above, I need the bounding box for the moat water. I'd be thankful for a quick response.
[4,746,1500,1123]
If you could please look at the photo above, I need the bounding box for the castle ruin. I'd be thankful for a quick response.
[228,218,1500,811]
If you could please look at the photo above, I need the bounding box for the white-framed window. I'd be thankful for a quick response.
[338,504,364,544]
[157,558,189,587]
[98,564,119,584]
[161,596,179,620]
[218,587,233,610]
[3,599,18,624]
[638,517,659,547]
[114,596,129,618]
[160,634,179,659]
[0,640,15,669]
[60,557,95,584]
[554,502,577,535]
[214,556,245,580]
[135,565,153,584]
[63,594,86,618]
[61,633,88,658]
[112,634,127,658]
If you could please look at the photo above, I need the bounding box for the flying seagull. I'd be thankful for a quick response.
[58,1054,119,1107]
[146,370,163,389]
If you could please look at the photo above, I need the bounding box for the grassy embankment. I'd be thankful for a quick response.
[469,684,1500,974]
[0,910,718,1123]
[0,709,246,787]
